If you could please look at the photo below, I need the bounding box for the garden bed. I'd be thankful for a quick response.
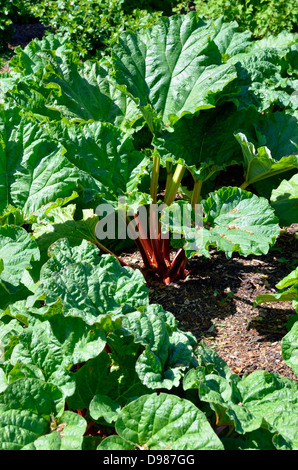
[0,9,297,450]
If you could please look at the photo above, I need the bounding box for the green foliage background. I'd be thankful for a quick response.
[1,0,297,58]
[175,0,298,38]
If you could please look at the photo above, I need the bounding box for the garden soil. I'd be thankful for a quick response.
[122,224,298,382]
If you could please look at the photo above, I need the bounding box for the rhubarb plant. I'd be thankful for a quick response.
[1,13,296,284]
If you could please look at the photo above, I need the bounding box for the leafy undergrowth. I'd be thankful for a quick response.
[175,0,298,39]
[0,239,297,450]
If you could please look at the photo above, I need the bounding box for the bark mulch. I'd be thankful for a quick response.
[121,224,298,382]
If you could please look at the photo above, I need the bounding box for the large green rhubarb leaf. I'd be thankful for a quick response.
[161,187,280,258]
[46,120,150,210]
[8,36,142,130]
[42,53,142,129]
[0,107,149,230]
[119,304,196,390]
[9,35,73,76]
[234,371,298,449]
[247,30,298,54]
[0,226,40,291]
[3,37,74,121]
[235,112,298,189]
[27,239,148,325]
[0,378,85,450]
[0,225,40,312]
[154,104,258,182]
[243,31,298,113]
[22,411,87,450]
[270,173,298,226]
[32,206,100,263]
[97,393,224,450]
[184,344,298,449]
[210,17,252,60]
[9,314,107,395]
[63,304,196,412]
[281,321,298,377]
[226,44,295,112]
[0,106,81,217]
[201,187,280,257]
[112,12,237,130]
[67,349,149,412]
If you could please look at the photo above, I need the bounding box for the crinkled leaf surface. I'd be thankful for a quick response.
[97,434,135,450]
[0,377,65,419]
[89,394,122,424]
[154,104,258,181]
[0,225,40,312]
[66,351,117,411]
[8,36,142,130]
[0,377,66,449]
[9,35,73,76]
[112,13,237,128]
[0,225,40,290]
[22,411,87,450]
[226,47,292,112]
[32,206,100,262]
[98,393,223,450]
[235,371,298,449]
[42,52,142,129]
[4,74,63,122]
[161,187,280,258]
[201,187,280,258]
[67,348,149,412]
[0,378,84,450]
[253,111,298,161]
[270,173,298,226]
[281,321,298,377]
[0,107,149,219]
[235,112,298,187]
[0,72,21,103]
[210,17,252,60]
[46,120,150,210]
[27,239,148,325]
[186,345,298,449]
[0,404,49,450]
[120,305,196,390]
[98,392,223,450]
[247,30,298,53]
[244,32,298,113]
[10,313,106,392]
[0,106,81,216]
[68,304,196,411]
